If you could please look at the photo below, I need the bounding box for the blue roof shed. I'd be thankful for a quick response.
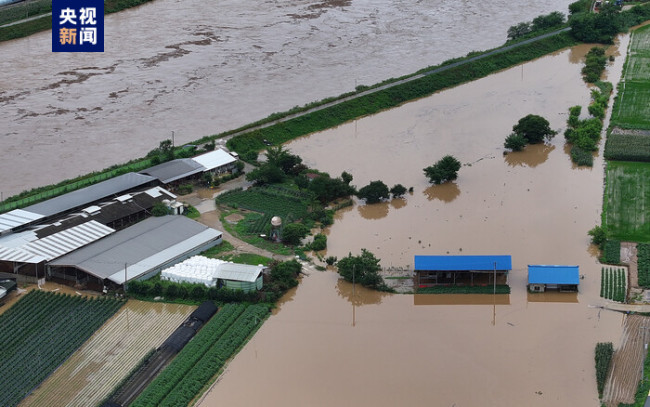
[414,255,512,271]
[528,265,580,285]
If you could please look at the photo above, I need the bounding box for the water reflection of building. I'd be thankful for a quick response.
[414,255,511,289]
[414,294,510,306]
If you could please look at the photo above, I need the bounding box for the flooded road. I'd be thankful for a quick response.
[200,39,629,406]
[0,0,571,197]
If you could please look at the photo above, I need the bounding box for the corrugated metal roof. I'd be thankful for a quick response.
[140,159,205,184]
[21,220,114,261]
[414,255,512,271]
[528,265,580,285]
[0,209,44,233]
[191,149,236,172]
[49,216,221,283]
[24,173,156,217]
[0,246,46,263]
[216,263,263,283]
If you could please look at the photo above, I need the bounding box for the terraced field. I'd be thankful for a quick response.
[19,300,195,407]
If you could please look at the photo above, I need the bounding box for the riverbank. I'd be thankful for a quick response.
[0,30,575,213]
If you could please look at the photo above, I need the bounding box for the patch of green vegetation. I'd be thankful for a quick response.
[611,82,650,129]
[183,205,200,219]
[220,253,273,266]
[605,132,650,162]
[582,47,608,83]
[0,0,51,26]
[216,185,310,220]
[570,146,594,166]
[220,212,292,256]
[638,244,650,287]
[600,267,626,302]
[201,240,235,257]
[604,161,650,242]
[417,285,511,294]
[595,342,614,399]
[602,240,622,264]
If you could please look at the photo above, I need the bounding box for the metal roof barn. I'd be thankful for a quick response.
[414,255,512,271]
[191,149,236,172]
[48,216,222,285]
[0,209,44,234]
[23,172,157,218]
[527,265,580,285]
[140,159,205,184]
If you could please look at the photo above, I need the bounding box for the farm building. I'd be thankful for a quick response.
[527,265,580,292]
[414,255,512,288]
[161,256,265,292]
[0,172,157,235]
[0,186,180,279]
[191,149,237,175]
[47,216,222,290]
[139,158,205,186]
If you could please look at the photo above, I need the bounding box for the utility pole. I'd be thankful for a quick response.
[124,263,128,294]
[492,261,497,326]
[171,131,175,148]
[642,326,650,378]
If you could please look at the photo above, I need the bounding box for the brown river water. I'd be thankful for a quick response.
[0,0,571,198]
[199,38,630,406]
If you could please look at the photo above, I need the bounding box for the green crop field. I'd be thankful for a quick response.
[0,291,124,407]
[132,303,269,407]
[610,25,650,131]
[604,132,650,162]
[604,161,650,242]
[600,267,627,302]
[216,185,310,222]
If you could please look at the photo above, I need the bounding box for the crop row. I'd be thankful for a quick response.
[216,189,308,219]
[157,304,269,407]
[595,342,614,398]
[131,303,247,407]
[600,267,627,303]
[0,291,123,407]
[604,133,650,162]
[638,244,650,288]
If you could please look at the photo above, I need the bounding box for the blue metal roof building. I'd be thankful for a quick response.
[528,265,580,292]
[414,255,512,271]
[414,255,512,289]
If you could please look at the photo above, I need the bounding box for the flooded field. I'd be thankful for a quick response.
[200,40,629,406]
[20,300,195,407]
[0,0,571,197]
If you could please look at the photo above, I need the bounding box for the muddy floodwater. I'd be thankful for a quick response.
[200,40,628,406]
[0,0,571,197]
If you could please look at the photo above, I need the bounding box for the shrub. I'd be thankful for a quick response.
[570,146,593,166]
[390,184,407,198]
[589,225,608,248]
[357,180,390,203]
[310,234,327,251]
[325,256,338,266]
[281,223,309,246]
[504,133,527,151]
[512,114,556,144]
[177,184,193,195]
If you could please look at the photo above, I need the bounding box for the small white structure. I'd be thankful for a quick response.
[160,255,264,292]
[270,216,282,242]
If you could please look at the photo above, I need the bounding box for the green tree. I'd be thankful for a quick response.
[308,174,355,203]
[341,171,353,185]
[310,234,327,251]
[337,249,384,289]
[357,180,390,204]
[270,260,301,290]
[158,139,174,162]
[151,202,169,217]
[507,22,531,40]
[266,145,303,174]
[512,114,556,144]
[390,184,407,198]
[504,133,527,151]
[281,223,309,245]
[424,155,461,184]
[589,225,608,248]
[245,163,285,185]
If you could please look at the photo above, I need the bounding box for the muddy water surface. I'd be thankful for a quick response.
[200,41,629,406]
[0,0,571,197]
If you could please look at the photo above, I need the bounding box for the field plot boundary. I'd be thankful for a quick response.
[19,301,195,407]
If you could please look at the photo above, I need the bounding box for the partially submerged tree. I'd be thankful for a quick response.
[424,155,461,185]
[357,180,390,204]
[390,184,407,198]
[337,249,385,289]
[504,133,527,152]
[512,114,556,144]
